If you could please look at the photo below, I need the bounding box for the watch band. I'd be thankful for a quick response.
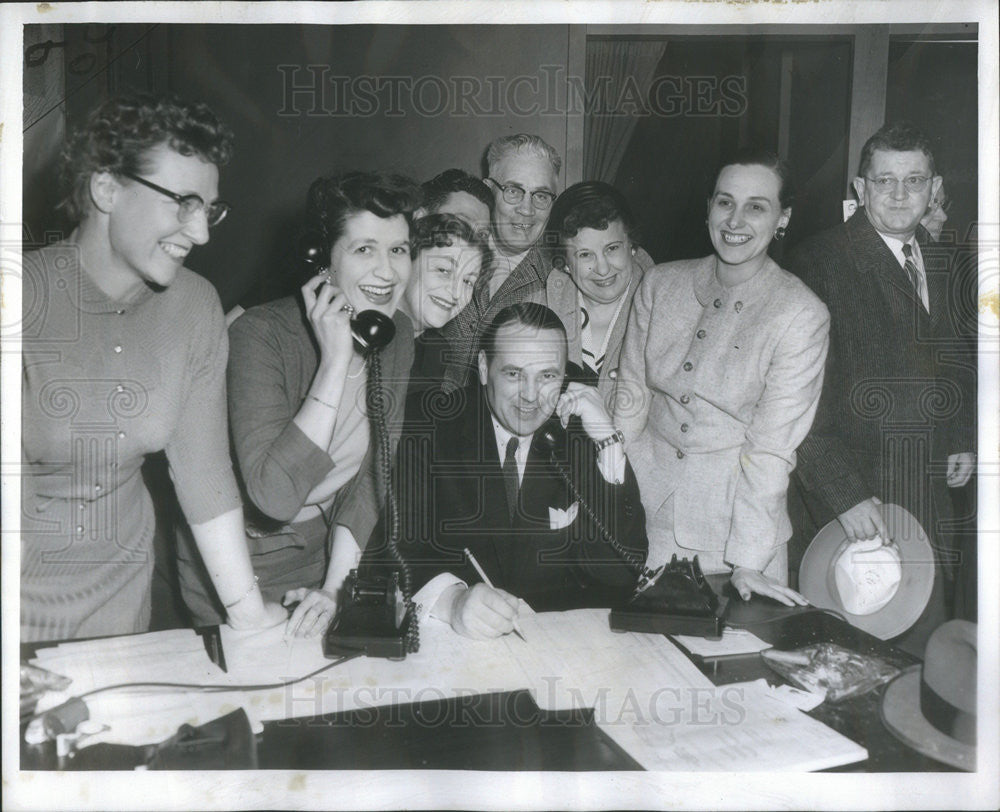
[594,429,625,451]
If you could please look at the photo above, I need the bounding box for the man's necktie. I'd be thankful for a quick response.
[502,437,519,521]
[901,243,923,306]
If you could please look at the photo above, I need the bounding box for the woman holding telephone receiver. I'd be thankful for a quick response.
[178,171,420,636]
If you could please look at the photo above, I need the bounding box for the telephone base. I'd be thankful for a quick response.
[323,606,415,660]
[609,597,729,639]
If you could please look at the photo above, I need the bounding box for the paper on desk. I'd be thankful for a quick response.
[29,629,254,748]
[670,627,772,659]
[31,629,228,696]
[597,679,866,771]
[215,615,533,723]
[502,608,714,713]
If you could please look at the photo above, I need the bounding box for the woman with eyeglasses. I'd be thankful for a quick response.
[615,149,830,605]
[21,94,286,641]
[542,181,653,406]
[177,171,421,638]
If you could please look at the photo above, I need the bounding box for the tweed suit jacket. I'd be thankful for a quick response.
[438,246,547,390]
[615,255,830,572]
[785,209,975,536]
[361,385,648,611]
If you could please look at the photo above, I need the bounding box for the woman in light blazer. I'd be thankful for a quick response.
[615,150,830,604]
[544,181,653,408]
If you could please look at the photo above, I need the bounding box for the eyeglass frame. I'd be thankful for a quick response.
[486,178,557,210]
[120,171,231,227]
[863,175,934,195]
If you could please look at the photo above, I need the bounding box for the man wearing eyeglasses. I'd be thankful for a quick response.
[440,133,561,389]
[786,121,976,655]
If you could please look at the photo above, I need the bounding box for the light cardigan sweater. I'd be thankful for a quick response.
[21,239,241,641]
[614,255,830,574]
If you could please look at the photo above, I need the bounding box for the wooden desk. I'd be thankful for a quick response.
[21,591,948,772]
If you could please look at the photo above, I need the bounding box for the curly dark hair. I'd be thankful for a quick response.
[542,181,640,268]
[60,93,235,224]
[303,171,423,254]
[410,213,492,273]
[420,168,493,214]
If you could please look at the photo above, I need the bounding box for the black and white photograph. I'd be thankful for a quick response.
[2,1,998,809]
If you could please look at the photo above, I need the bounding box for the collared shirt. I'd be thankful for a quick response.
[490,415,533,485]
[490,414,626,485]
[876,231,929,313]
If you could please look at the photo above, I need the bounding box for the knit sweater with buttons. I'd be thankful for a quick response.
[20,238,241,641]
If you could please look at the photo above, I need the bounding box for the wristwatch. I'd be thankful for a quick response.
[594,429,625,451]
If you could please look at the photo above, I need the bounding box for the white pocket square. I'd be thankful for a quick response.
[548,501,579,530]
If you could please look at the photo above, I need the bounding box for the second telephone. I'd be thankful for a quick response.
[538,373,729,639]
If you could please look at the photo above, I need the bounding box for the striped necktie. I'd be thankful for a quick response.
[901,243,923,306]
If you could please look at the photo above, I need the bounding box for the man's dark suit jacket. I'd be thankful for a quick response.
[362,385,648,612]
[785,208,974,544]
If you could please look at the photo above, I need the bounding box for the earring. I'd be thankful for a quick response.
[773,226,787,241]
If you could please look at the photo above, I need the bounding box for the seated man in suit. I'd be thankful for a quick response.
[362,302,647,639]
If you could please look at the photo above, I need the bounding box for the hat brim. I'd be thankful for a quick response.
[880,666,976,771]
[798,503,934,640]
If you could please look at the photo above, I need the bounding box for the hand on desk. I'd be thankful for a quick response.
[731,567,808,607]
[440,583,521,639]
[282,587,338,638]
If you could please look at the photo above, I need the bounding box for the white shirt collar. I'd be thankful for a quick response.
[490,414,533,484]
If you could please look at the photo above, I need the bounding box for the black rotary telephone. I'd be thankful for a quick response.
[298,230,396,352]
[537,368,729,639]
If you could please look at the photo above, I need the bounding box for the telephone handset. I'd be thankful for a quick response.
[298,230,396,353]
[539,371,729,639]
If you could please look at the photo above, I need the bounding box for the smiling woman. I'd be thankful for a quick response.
[176,171,422,639]
[614,149,831,607]
[20,94,286,641]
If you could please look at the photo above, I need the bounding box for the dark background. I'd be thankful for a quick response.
[23,23,978,309]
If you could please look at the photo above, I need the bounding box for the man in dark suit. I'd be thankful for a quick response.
[786,122,975,656]
[364,303,647,639]
[439,134,561,390]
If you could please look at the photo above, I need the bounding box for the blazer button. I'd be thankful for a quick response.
[713,298,722,308]
[680,394,690,405]
[683,362,693,372]
[676,449,685,459]
[696,329,706,339]
[608,369,617,380]
[680,423,690,433]
[735,301,744,312]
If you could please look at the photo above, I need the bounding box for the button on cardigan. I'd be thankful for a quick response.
[614,255,830,574]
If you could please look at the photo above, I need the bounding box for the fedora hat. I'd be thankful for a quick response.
[798,503,934,640]
[880,620,976,771]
